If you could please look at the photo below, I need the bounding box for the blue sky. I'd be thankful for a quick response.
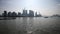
[0,0,60,16]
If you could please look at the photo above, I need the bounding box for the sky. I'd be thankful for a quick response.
[0,0,60,16]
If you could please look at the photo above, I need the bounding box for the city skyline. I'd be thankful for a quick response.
[0,9,41,17]
[0,0,60,16]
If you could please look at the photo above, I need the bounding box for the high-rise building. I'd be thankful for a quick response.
[22,9,28,16]
[18,12,21,17]
[8,12,12,17]
[3,11,7,17]
[35,12,41,17]
[12,12,17,17]
[29,10,34,17]
[35,12,37,17]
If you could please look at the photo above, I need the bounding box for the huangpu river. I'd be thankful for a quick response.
[0,17,60,34]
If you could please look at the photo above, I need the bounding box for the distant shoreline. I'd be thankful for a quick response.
[0,16,60,20]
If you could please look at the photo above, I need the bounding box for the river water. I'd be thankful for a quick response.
[0,17,60,34]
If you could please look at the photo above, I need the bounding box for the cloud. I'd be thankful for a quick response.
[57,4,60,6]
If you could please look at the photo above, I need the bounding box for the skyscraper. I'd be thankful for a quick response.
[29,10,34,17]
[35,12,37,17]
[22,9,28,17]
[3,11,7,17]
[35,12,41,17]
[12,12,17,17]
[18,12,21,17]
[8,12,12,17]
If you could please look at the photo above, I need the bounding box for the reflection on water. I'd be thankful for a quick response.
[0,17,60,34]
[0,17,16,20]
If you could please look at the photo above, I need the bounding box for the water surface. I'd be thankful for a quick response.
[0,17,60,34]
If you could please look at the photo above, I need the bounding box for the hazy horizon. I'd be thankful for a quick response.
[0,0,60,16]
